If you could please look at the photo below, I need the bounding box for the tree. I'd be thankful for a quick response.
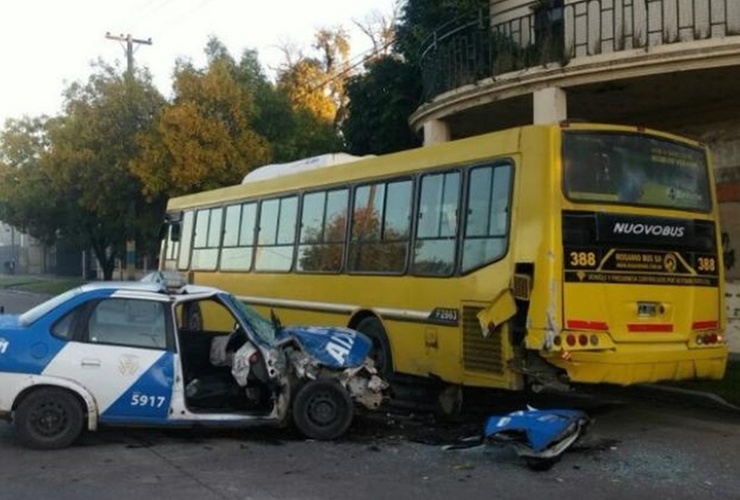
[340,0,489,156]
[131,39,272,198]
[276,28,351,129]
[394,0,488,64]
[342,55,422,155]
[0,62,166,279]
[353,3,400,59]
[0,117,59,247]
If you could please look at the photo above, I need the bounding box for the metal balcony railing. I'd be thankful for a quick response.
[420,0,740,102]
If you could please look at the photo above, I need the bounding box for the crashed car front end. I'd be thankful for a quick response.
[217,292,389,438]
[283,343,388,411]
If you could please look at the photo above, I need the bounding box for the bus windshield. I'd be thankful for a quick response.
[563,131,711,212]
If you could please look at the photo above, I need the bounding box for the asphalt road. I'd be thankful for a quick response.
[0,290,738,500]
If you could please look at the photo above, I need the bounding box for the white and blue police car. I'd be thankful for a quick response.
[0,274,387,449]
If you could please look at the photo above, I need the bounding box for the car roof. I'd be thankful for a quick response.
[77,281,226,301]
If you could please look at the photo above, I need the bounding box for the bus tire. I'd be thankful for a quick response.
[355,317,393,378]
[292,379,353,440]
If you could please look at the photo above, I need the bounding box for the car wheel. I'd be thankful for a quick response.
[15,388,85,450]
[355,317,393,378]
[292,379,353,440]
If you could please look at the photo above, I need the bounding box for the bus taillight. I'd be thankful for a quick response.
[696,333,724,345]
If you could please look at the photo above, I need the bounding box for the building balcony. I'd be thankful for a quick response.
[412,0,740,140]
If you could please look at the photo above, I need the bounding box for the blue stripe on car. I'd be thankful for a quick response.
[100,352,175,424]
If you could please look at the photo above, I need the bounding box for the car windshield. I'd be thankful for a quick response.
[19,287,84,326]
[222,294,277,344]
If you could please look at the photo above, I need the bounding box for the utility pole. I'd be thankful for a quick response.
[105,32,152,279]
[105,32,152,76]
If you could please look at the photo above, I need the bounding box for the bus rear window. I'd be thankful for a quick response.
[562,132,711,212]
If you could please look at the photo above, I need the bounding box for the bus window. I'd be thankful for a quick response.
[563,132,711,211]
[349,179,412,273]
[413,171,460,276]
[221,202,257,271]
[462,163,512,273]
[191,208,222,270]
[177,210,195,271]
[297,188,348,272]
[256,196,297,272]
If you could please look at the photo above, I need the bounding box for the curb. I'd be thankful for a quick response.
[636,383,740,413]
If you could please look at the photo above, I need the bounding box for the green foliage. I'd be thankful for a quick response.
[131,45,272,198]
[342,56,422,156]
[275,28,351,130]
[0,61,166,279]
[0,117,57,244]
[395,0,489,63]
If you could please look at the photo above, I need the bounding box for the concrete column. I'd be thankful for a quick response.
[423,119,451,146]
[533,87,567,124]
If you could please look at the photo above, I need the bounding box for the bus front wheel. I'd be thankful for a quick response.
[355,317,393,378]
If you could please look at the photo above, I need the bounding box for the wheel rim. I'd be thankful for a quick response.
[305,391,338,428]
[29,400,69,438]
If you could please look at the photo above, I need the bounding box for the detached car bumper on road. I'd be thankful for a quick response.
[0,275,387,449]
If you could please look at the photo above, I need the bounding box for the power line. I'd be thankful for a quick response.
[306,39,395,94]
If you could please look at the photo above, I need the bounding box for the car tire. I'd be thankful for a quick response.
[15,388,85,450]
[292,379,353,440]
[355,317,393,378]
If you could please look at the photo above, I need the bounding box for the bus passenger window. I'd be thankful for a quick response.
[221,202,256,271]
[255,196,297,272]
[349,180,411,273]
[191,208,222,271]
[462,164,512,273]
[413,171,460,276]
[297,189,348,272]
[177,211,195,271]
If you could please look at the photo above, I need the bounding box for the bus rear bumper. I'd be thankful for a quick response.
[543,345,728,385]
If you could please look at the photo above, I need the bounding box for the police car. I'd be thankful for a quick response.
[0,273,387,449]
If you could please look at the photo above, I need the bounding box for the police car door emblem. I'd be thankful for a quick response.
[118,355,140,375]
[0,338,8,354]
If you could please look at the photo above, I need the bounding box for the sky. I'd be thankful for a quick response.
[0,0,393,125]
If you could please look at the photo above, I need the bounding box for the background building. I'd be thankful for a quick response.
[412,0,740,278]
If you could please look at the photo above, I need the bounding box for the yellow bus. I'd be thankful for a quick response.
[159,122,728,398]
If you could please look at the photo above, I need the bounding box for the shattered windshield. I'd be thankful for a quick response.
[222,294,276,344]
[562,131,711,212]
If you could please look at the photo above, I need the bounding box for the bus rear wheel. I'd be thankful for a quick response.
[355,317,393,378]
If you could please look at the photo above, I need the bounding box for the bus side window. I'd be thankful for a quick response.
[462,163,512,273]
[349,179,411,274]
[413,171,460,276]
[177,211,195,271]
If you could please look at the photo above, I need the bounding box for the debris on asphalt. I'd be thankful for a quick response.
[443,406,591,471]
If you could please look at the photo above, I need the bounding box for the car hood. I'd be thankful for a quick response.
[276,325,372,369]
